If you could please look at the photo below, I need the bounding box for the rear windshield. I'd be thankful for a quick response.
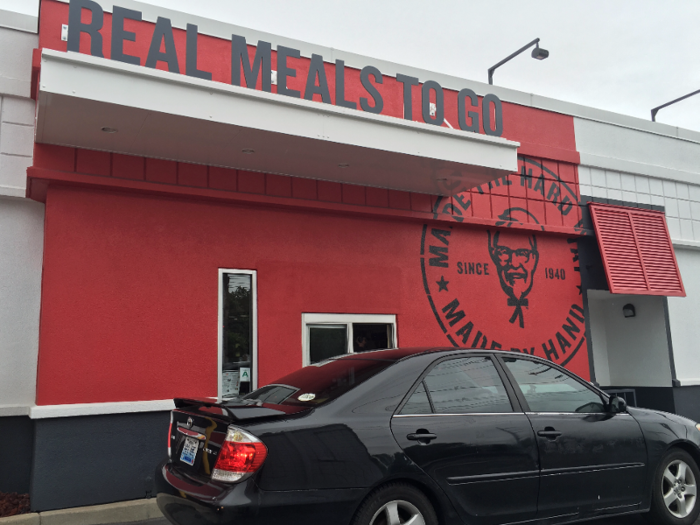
[243,357,395,407]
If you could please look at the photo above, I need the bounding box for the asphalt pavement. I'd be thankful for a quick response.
[121,513,700,525]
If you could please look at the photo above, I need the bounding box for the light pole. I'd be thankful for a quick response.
[488,38,549,86]
[651,89,700,122]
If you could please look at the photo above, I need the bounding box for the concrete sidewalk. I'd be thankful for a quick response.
[0,499,162,525]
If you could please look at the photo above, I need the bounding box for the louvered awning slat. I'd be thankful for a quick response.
[588,203,685,297]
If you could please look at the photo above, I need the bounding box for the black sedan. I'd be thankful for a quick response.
[156,348,700,525]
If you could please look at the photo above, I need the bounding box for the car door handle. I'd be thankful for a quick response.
[537,428,562,439]
[407,432,437,442]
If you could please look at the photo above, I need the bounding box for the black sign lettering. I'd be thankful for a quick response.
[111,6,141,65]
[569,304,585,322]
[145,17,179,73]
[453,193,471,213]
[456,321,474,344]
[431,228,451,245]
[334,59,356,109]
[231,36,272,92]
[64,2,507,139]
[442,299,466,327]
[186,24,212,80]
[561,317,581,340]
[482,94,503,136]
[542,339,559,361]
[457,88,479,132]
[429,246,448,268]
[559,196,573,215]
[304,54,331,103]
[360,66,383,114]
[67,0,104,57]
[277,46,301,98]
[396,74,419,120]
[421,80,444,126]
[556,331,571,354]
[547,182,561,203]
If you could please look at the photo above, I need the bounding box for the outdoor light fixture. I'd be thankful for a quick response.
[101,126,118,133]
[338,163,350,168]
[488,38,549,85]
[241,149,255,154]
[622,303,636,318]
[651,88,700,121]
[531,45,549,60]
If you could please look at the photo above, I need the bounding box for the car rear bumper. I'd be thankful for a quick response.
[156,460,366,525]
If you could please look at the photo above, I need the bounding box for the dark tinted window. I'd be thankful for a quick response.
[244,357,394,407]
[309,325,347,363]
[399,382,432,415]
[504,358,605,413]
[423,357,512,414]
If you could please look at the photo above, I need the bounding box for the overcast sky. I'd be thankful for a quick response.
[141,0,700,133]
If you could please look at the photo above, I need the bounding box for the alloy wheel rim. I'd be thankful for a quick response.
[369,499,425,525]
[662,459,697,518]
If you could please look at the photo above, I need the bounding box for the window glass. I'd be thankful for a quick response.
[423,357,512,414]
[400,382,432,415]
[222,273,254,396]
[309,325,347,363]
[503,358,605,413]
[353,323,392,352]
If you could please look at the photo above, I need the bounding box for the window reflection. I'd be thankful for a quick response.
[222,273,253,397]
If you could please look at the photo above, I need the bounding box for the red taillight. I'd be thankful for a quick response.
[212,426,268,483]
[167,412,174,458]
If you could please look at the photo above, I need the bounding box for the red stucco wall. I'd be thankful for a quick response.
[35,182,587,405]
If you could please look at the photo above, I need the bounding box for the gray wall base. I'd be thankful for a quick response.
[673,385,700,423]
[30,411,169,512]
[606,385,700,423]
[0,416,33,493]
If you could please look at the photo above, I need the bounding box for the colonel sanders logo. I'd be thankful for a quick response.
[488,229,539,328]
[420,162,588,374]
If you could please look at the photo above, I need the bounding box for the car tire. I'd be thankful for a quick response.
[352,483,438,525]
[647,449,700,525]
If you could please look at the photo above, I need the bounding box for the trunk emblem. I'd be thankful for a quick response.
[186,417,194,429]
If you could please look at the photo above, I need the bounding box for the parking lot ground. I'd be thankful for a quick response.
[120,514,700,525]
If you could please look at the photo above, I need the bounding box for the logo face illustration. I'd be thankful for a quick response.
[488,227,539,328]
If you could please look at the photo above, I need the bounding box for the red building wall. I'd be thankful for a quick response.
[31,0,588,406]
[36,182,587,406]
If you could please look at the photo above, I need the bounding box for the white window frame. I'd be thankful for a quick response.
[218,269,258,399]
[301,313,397,367]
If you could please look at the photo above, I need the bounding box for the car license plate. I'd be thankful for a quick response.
[180,437,198,466]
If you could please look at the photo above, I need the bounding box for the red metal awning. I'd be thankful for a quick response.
[589,203,685,297]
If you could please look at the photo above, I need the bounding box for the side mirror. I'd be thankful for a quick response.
[609,395,627,413]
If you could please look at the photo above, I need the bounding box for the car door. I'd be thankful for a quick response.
[500,356,647,520]
[391,355,539,525]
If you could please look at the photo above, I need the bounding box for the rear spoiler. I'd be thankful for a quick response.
[174,397,311,421]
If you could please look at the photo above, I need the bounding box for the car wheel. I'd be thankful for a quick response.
[648,449,700,525]
[352,483,438,525]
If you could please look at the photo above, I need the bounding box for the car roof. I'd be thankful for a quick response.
[336,346,533,363]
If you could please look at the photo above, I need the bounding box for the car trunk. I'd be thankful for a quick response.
[169,397,310,480]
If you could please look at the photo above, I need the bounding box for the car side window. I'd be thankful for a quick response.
[420,357,513,414]
[503,358,605,413]
[399,382,432,415]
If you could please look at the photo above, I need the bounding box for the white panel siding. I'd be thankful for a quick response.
[667,248,700,385]
[575,117,700,184]
[0,0,39,33]
[0,94,34,196]
[586,290,673,388]
[579,166,700,243]
[0,26,37,97]
[0,196,44,410]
